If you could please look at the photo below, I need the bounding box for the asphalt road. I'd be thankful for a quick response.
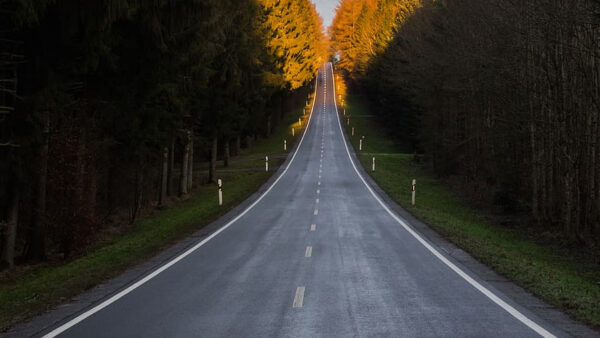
[43,63,564,337]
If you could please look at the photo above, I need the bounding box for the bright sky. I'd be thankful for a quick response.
[311,0,338,29]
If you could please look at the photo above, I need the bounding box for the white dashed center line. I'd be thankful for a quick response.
[305,246,312,258]
[293,287,305,308]
[314,209,318,215]
[310,224,316,231]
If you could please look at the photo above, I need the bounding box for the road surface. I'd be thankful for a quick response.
[43,63,562,337]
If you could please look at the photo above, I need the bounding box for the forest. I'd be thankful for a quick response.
[0,0,327,268]
[330,0,600,246]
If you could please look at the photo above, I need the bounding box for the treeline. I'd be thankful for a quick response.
[0,0,327,267]
[331,0,600,245]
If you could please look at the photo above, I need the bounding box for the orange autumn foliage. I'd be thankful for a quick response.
[329,0,421,77]
[259,0,329,90]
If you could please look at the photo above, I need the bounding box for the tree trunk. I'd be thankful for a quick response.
[274,95,283,127]
[224,140,230,167]
[246,135,253,150]
[26,116,49,262]
[167,138,175,196]
[159,147,168,207]
[2,180,19,268]
[209,134,217,183]
[273,107,281,129]
[266,114,272,137]
[179,132,190,196]
[187,134,194,192]
[235,135,241,156]
[130,158,144,224]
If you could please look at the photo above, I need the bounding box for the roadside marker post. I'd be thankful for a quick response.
[284,140,287,151]
[299,118,301,126]
[359,139,362,151]
[292,127,295,136]
[372,157,376,172]
[265,156,269,172]
[352,127,354,136]
[412,179,416,205]
[218,179,223,206]
[347,118,350,126]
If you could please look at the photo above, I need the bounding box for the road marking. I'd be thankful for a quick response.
[311,224,316,231]
[318,181,321,186]
[40,61,322,338]
[314,209,318,215]
[317,189,320,194]
[328,63,556,338]
[316,198,319,203]
[305,246,312,257]
[293,287,305,308]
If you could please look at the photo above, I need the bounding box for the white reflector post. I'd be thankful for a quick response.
[218,179,223,206]
[412,179,416,205]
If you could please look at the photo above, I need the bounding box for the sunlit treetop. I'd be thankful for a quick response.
[329,0,421,76]
[259,0,329,90]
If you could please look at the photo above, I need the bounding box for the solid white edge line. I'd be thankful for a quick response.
[328,62,555,338]
[42,69,323,338]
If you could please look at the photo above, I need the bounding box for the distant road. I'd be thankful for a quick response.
[41,63,561,337]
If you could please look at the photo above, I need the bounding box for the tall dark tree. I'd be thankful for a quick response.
[0,0,329,266]
[331,0,600,245]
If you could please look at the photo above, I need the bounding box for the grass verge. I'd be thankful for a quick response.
[342,93,600,328]
[0,97,312,331]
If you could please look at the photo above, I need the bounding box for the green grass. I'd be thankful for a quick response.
[343,94,600,328]
[0,100,311,331]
